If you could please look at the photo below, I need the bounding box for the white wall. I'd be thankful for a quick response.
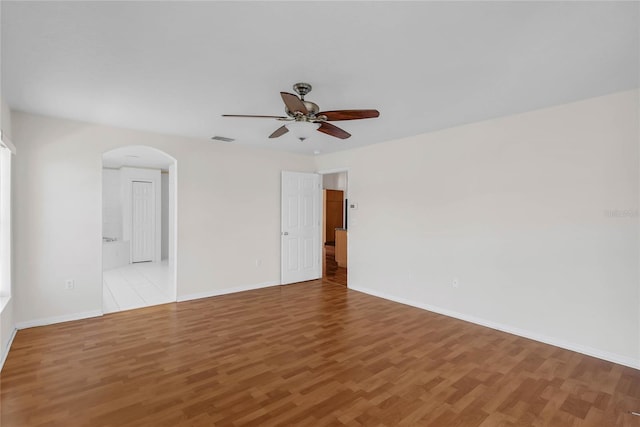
[11,112,315,325]
[161,172,169,260]
[316,89,640,367]
[102,169,122,241]
[322,172,347,192]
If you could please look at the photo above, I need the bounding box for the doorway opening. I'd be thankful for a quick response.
[320,170,348,286]
[101,146,177,313]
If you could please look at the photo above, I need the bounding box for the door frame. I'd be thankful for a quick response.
[100,146,179,309]
[317,168,349,283]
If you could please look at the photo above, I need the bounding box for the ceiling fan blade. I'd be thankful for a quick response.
[280,92,308,115]
[318,109,380,121]
[269,125,289,139]
[317,122,351,140]
[222,114,289,119]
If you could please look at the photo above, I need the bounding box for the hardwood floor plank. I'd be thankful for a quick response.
[324,244,347,286]
[2,280,640,426]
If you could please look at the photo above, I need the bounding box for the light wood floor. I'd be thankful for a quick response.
[1,281,639,426]
[324,244,347,286]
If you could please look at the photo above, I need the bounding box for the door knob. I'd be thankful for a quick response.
[282,232,289,236]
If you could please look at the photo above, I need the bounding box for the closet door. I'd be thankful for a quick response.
[131,181,154,263]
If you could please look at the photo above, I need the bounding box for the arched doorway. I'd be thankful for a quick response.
[101,146,177,313]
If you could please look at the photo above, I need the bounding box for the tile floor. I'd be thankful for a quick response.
[102,260,175,313]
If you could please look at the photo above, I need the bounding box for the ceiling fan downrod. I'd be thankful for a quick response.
[293,82,312,100]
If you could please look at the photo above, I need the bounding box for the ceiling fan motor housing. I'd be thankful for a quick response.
[290,83,319,119]
[303,101,320,116]
[285,101,320,119]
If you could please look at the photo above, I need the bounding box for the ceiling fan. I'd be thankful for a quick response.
[222,83,380,141]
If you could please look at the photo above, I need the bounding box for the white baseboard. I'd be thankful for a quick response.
[15,310,103,330]
[0,327,17,372]
[14,282,282,328]
[349,285,640,370]
[177,281,280,302]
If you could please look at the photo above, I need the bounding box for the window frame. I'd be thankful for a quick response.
[0,130,15,311]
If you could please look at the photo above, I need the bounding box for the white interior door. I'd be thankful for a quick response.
[281,171,321,284]
[132,181,154,263]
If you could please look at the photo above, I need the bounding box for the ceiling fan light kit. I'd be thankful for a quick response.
[286,121,321,142]
[222,82,380,141]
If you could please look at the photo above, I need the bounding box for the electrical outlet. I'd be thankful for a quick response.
[64,279,75,290]
[255,259,262,267]
[452,278,459,289]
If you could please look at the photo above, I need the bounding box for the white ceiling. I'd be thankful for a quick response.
[1,1,638,156]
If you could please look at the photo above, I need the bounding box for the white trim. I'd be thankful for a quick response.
[349,284,640,370]
[15,310,103,330]
[168,162,178,301]
[0,130,16,154]
[316,167,350,175]
[0,295,10,313]
[178,281,279,302]
[317,168,349,281]
[0,327,17,372]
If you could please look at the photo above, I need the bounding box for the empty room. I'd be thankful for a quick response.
[1,1,639,426]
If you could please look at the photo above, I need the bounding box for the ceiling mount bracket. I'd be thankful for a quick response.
[293,82,312,100]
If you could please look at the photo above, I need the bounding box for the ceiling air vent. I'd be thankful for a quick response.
[211,135,235,143]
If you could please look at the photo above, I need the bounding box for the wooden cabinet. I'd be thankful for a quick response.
[324,190,344,244]
[335,229,347,268]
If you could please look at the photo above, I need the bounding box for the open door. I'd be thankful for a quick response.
[281,171,321,284]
